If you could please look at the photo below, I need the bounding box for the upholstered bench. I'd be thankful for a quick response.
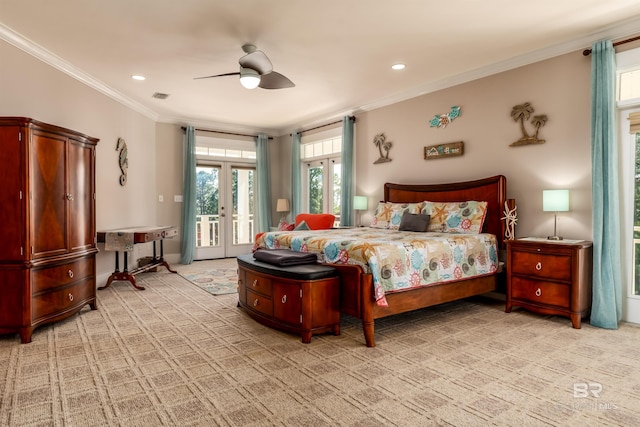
[237,253,340,343]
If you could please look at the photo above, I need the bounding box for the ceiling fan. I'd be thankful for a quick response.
[195,44,295,90]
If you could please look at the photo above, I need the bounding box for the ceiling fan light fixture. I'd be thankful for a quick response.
[239,67,260,89]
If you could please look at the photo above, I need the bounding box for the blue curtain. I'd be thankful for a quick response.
[180,126,196,264]
[255,133,272,233]
[340,116,355,226]
[590,40,622,329]
[291,131,302,218]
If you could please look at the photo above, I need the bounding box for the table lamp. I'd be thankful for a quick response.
[353,196,368,227]
[276,198,290,223]
[542,189,569,240]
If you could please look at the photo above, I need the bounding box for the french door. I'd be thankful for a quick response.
[620,106,640,324]
[194,162,255,259]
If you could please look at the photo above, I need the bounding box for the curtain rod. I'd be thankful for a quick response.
[181,126,273,140]
[582,35,640,56]
[290,115,356,137]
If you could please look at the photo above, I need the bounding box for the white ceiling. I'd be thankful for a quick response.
[2,0,640,135]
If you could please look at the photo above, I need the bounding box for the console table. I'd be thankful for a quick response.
[97,225,178,290]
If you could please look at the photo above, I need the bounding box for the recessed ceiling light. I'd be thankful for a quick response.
[391,64,406,70]
[131,75,146,81]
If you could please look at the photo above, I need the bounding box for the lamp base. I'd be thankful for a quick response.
[547,235,563,241]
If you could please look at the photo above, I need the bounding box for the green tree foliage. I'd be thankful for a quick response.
[309,166,323,213]
[232,169,255,214]
[196,168,218,216]
[333,165,341,215]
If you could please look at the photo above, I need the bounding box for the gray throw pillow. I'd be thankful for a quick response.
[294,220,310,230]
[398,212,431,232]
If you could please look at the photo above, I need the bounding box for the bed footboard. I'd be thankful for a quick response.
[330,263,497,347]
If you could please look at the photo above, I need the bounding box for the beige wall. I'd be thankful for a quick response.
[1,37,594,286]
[155,123,184,256]
[353,51,592,240]
[1,40,159,285]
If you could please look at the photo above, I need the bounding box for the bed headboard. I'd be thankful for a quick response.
[384,175,508,249]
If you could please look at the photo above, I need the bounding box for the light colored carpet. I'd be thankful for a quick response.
[1,259,639,426]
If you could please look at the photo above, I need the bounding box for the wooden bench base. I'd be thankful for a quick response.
[237,254,340,343]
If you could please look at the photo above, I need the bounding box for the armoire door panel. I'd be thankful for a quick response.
[68,139,94,251]
[0,126,25,261]
[31,131,67,258]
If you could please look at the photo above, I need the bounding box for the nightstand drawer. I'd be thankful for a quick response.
[510,251,571,281]
[511,277,570,307]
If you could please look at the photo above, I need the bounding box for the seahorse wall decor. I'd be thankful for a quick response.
[116,137,128,186]
[509,102,548,146]
[373,133,392,164]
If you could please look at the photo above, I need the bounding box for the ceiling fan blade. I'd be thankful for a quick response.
[258,71,295,89]
[193,72,239,80]
[239,50,273,75]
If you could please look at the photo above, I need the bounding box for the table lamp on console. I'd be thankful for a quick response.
[276,198,290,224]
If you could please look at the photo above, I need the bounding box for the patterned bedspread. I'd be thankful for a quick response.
[254,227,499,307]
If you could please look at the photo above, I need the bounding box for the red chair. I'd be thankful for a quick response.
[295,213,336,230]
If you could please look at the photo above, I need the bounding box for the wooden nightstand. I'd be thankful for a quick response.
[505,238,593,328]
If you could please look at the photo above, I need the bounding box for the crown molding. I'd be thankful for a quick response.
[355,16,640,117]
[3,15,640,136]
[0,23,160,121]
[157,114,279,138]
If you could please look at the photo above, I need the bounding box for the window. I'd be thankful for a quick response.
[632,131,640,296]
[619,69,640,103]
[617,47,640,318]
[301,133,342,225]
[195,133,256,160]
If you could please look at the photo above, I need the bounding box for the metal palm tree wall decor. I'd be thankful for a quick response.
[373,133,393,164]
[510,102,548,146]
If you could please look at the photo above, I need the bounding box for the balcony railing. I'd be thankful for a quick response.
[196,214,254,247]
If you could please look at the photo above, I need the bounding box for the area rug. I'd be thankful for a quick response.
[179,267,238,295]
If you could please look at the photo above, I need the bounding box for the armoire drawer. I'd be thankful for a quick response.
[32,278,95,322]
[32,257,95,293]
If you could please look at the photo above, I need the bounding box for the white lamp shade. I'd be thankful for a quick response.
[239,67,260,89]
[353,196,368,211]
[276,198,290,212]
[543,189,569,212]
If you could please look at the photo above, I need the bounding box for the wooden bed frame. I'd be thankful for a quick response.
[332,175,508,347]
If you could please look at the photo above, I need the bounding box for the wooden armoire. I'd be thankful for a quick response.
[0,117,99,343]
